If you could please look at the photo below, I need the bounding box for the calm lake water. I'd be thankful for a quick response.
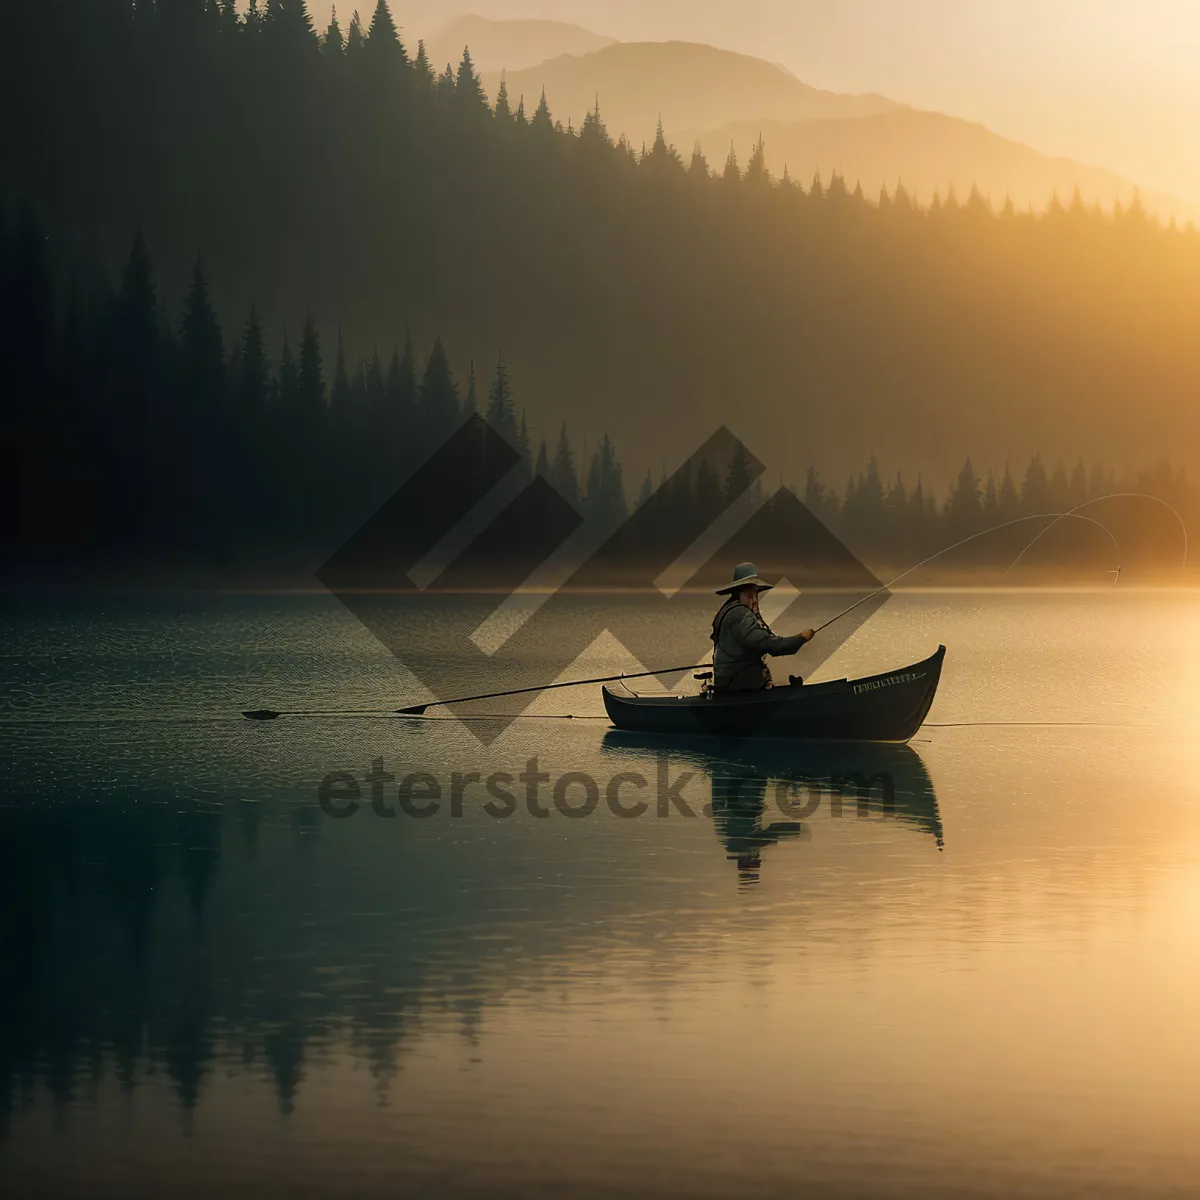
[2,589,1200,1198]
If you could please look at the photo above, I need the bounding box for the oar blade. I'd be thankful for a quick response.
[242,709,283,721]
[395,703,430,716]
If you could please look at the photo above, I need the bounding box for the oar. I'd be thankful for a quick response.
[242,663,710,721]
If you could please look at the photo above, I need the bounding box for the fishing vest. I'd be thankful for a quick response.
[710,599,774,691]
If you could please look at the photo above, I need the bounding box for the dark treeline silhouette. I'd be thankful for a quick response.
[0,211,632,570]
[4,1,1200,482]
[1,209,1190,577]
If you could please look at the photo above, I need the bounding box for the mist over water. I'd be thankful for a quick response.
[3,590,1200,1197]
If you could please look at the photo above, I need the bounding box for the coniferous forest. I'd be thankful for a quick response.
[1,1,1195,577]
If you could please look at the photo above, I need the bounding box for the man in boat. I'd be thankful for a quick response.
[711,562,814,691]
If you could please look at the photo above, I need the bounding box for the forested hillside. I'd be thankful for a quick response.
[2,212,1189,579]
[4,0,1200,492]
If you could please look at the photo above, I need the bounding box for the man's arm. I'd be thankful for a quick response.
[727,607,812,657]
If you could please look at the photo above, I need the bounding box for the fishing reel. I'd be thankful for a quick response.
[693,670,714,698]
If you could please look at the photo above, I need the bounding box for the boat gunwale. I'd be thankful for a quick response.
[603,645,946,709]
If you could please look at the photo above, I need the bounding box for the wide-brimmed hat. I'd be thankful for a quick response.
[715,562,774,595]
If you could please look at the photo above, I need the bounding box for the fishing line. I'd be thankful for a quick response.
[923,720,1151,728]
[1002,492,1188,578]
[815,511,1123,634]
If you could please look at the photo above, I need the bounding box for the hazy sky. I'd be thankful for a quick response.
[309,2,1200,204]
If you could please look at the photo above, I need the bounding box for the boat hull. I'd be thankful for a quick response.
[602,646,945,743]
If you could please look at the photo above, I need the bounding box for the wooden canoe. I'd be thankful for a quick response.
[602,645,945,743]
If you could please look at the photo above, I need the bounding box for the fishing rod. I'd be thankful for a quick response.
[242,662,711,721]
[814,510,1123,634]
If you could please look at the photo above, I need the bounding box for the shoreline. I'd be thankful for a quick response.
[2,575,1198,597]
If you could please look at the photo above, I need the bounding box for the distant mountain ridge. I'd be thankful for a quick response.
[671,111,1196,222]
[483,41,898,147]
[426,14,615,75]
[474,28,1183,220]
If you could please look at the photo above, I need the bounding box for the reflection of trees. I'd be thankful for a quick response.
[0,741,942,1134]
[0,788,500,1133]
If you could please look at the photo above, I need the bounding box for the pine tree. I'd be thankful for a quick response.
[643,116,683,175]
[695,457,722,518]
[688,141,710,183]
[999,464,1019,520]
[535,439,550,480]
[722,142,740,185]
[323,6,344,55]
[803,466,824,516]
[550,423,580,508]
[1048,460,1070,512]
[437,63,456,101]
[331,329,351,409]
[531,89,553,133]
[115,229,159,364]
[983,470,999,521]
[365,0,405,65]
[578,99,611,152]
[412,38,434,89]
[858,455,885,525]
[179,258,224,409]
[725,440,754,500]
[744,134,769,187]
[237,305,268,415]
[455,47,488,113]
[1021,453,1048,514]
[419,336,458,432]
[884,471,909,548]
[494,72,513,121]
[277,333,299,408]
[514,95,527,126]
[945,457,983,539]
[345,8,364,55]
[366,346,385,411]
[462,360,478,417]
[396,330,417,415]
[298,312,324,414]
[485,351,518,445]
[265,0,316,50]
[809,170,824,201]
[585,433,626,526]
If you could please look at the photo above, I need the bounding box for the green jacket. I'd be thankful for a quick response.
[710,599,806,691]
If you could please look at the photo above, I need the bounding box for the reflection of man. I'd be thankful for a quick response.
[710,768,809,885]
[711,563,814,692]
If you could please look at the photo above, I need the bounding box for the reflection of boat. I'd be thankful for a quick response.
[602,646,945,743]
[601,734,943,881]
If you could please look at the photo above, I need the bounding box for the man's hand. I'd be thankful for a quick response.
[800,629,815,642]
